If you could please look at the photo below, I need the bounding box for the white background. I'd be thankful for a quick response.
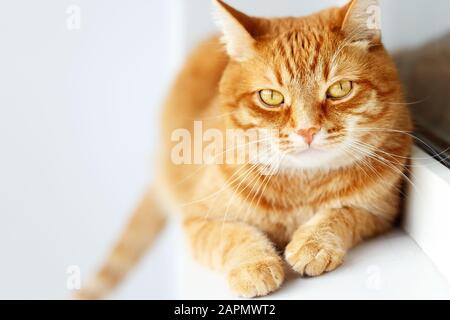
[1,0,450,299]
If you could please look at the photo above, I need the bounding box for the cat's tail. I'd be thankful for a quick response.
[74,189,166,300]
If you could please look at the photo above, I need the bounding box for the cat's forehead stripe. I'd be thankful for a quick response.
[270,30,331,85]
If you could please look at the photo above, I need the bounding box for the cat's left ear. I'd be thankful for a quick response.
[212,0,259,61]
[341,0,382,47]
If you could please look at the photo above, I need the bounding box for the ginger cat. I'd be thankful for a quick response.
[78,0,412,299]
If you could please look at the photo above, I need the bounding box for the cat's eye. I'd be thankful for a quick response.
[258,89,284,107]
[326,80,353,100]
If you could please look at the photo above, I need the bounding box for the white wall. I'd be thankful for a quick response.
[0,0,177,299]
[177,0,450,54]
[382,0,450,51]
[179,0,346,52]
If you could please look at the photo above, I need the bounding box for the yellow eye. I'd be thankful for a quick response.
[326,80,353,100]
[259,89,284,107]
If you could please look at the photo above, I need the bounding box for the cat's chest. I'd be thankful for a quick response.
[199,165,354,245]
[234,175,350,246]
[247,200,343,245]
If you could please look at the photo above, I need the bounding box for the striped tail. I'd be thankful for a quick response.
[75,190,166,299]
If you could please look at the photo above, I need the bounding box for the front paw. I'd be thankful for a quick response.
[285,231,345,277]
[227,258,284,298]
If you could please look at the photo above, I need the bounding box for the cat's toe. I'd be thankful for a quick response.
[227,258,284,298]
[285,234,345,277]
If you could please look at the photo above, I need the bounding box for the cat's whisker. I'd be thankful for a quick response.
[346,142,418,193]
[384,97,430,106]
[219,157,271,236]
[237,152,279,217]
[352,140,405,164]
[345,127,450,163]
[343,143,408,193]
[330,27,364,68]
[341,146,403,212]
[189,139,279,223]
[248,152,289,216]
[241,151,287,223]
[352,140,442,167]
[173,136,274,189]
[218,149,281,241]
[179,159,263,208]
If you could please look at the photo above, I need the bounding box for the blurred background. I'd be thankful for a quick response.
[0,0,449,299]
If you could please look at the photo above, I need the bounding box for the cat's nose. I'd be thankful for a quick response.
[296,127,320,145]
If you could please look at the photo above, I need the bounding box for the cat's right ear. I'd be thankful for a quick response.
[341,0,382,46]
[212,0,257,62]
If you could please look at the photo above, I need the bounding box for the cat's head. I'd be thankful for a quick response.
[214,0,410,172]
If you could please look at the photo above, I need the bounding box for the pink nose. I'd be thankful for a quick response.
[297,127,320,145]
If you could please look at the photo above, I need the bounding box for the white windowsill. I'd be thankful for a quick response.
[176,146,450,299]
[179,229,450,300]
[404,146,450,284]
[110,146,450,300]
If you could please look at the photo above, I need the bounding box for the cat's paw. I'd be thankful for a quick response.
[285,231,345,277]
[227,258,284,298]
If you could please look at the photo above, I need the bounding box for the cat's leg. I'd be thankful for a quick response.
[183,216,284,298]
[285,207,391,277]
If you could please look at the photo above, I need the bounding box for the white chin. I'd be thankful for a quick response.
[279,148,349,171]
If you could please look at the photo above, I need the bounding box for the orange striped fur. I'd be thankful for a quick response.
[80,0,412,299]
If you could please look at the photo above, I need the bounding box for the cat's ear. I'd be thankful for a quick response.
[341,0,382,46]
[212,0,257,61]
